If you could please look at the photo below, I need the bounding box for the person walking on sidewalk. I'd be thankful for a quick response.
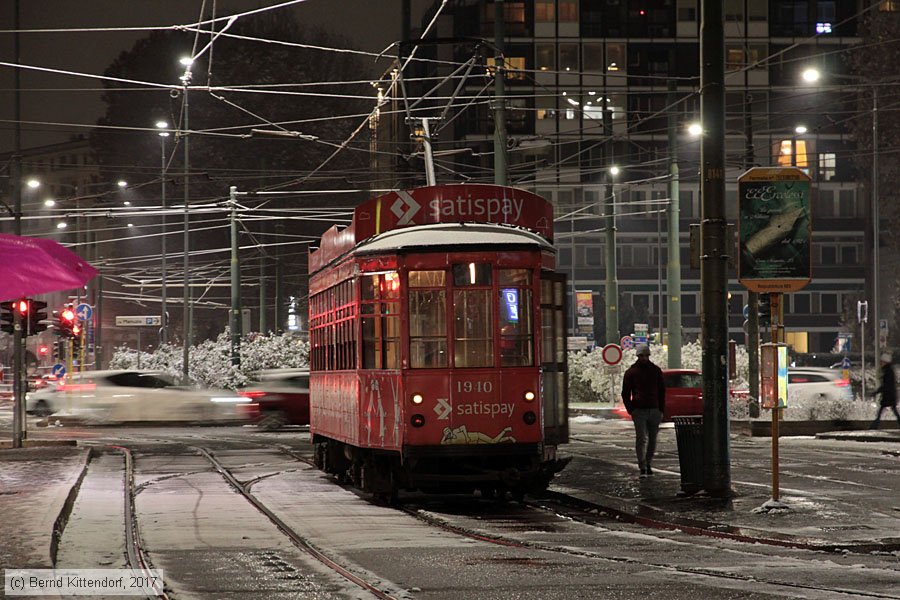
[621,343,666,476]
[871,352,900,429]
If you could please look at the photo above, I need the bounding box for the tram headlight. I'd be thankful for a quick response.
[523,411,537,425]
[524,390,535,402]
[411,393,424,405]
[411,414,426,427]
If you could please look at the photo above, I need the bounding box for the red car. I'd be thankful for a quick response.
[239,369,310,430]
[615,369,745,421]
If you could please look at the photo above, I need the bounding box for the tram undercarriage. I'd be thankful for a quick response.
[313,436,569,499]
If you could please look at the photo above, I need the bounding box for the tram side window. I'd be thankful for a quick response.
[453,263,493,368]
[360,272,400,369]
[409,270,447,368]
[499,269,534,367]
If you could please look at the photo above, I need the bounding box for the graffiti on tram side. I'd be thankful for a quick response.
[440,425,517,445]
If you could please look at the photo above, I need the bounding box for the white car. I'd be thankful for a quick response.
[26,370,252,423]
[788,367,854,403]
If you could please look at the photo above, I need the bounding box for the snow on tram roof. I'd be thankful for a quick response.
[354,222,553,254]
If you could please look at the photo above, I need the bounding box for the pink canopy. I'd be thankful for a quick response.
[0,234,98,302]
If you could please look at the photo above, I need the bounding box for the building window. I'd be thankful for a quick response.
[453,264,493,368]
[606,42,625,72]
[748,2,767,20]
[839,190,856,217]
[820,293,838,314]
[559,43,578,71]
[793,293,811,314]
[880,0,899,11]
[678,0,697,21]
[819,152,836,181]
[536,95,556,120]
[536,44,555,71]
[775,139,808,168]
[820,245,837,265]
[682,294,697,316]
[535,1,554,22]
[724,0,743,21]
[840,245,857,264]
[559,0,578,21]
[583,43,603,72]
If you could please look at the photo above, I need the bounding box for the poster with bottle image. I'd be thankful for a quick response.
[738,167,812,293]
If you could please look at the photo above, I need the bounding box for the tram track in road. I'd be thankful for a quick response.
[396,494,900,600]
[111,445,170,600]
[194,446,403,600]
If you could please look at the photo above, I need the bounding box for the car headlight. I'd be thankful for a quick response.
[524,391,535,402]
[412,393,424,405]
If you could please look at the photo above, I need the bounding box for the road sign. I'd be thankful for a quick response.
[75,303,93,322]
[737,167,812,293]
[743,304,750,319]
[841,356,851,369]
[51,363,66,378]
[620,335,634,350]
[601,343,623,366]
[116,315,161,327]
[633,323,648,343]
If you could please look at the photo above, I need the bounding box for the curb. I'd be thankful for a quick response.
[50,447,93,566]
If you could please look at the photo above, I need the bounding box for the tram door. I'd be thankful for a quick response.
[540,272,568,445]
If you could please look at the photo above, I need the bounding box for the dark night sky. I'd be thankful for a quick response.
[0,1,427,154]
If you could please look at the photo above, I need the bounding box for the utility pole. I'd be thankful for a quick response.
[604,102,618,344]
[745,90,760,408]
[229,186,241,366]
[666,80,682,368]
[493,0,508,185]
[181,66,192,384]
[275,219,284,333]
[700,0,732,496]
[11,0,24,448]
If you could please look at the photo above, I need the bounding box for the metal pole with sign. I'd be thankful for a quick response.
[859,301,868,401]
[738,166,811,508]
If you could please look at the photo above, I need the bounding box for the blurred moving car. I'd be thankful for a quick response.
[788,367,853,403]
[239,369,310,429]
[25,370,251,423]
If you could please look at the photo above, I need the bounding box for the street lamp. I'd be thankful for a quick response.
[802,67,880,364]
[156,120,169,345]
[179,56,194,383]
[605,165,619,344]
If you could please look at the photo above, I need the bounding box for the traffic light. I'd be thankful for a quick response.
[25,299,48,336]
[758,293,771,328]
[58,305,78,338]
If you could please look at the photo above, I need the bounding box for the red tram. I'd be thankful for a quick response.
[308,184,569,497]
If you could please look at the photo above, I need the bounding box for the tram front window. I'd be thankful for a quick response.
[452,263,493,368]
[499,269,534,366]
[409,270,448,368]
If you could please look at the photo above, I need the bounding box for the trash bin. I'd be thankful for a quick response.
[673,415,703,495]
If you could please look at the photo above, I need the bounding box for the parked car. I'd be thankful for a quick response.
[788,367,853,403]
[614,368,748,421]
[239,369,310,429]
[25,370,252,423]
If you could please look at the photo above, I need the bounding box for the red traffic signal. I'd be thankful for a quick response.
[60,307,76,323]
[17,300,28,315]
[38,345,49,356]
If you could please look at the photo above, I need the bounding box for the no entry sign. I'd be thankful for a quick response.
[601,343,624,366]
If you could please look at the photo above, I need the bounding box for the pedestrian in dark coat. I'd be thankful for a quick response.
[871,352,900,429]
[621,343,666,476]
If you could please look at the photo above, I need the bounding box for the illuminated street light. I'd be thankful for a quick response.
[26,179,40,189]
[156,119,169,344]
[609,165,620,176]
[117,180,128,188]
[687,122,703,137]
[801,65,882,365]
[795,125,808,134]
[44,199,55,207]
[56,222,67,229]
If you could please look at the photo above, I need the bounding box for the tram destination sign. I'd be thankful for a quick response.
[737,167,812,293]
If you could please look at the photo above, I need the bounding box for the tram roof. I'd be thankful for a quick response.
[310,184,554,274]
[354,222,553,255]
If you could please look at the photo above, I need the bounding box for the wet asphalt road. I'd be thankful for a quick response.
[5,419,900,599]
